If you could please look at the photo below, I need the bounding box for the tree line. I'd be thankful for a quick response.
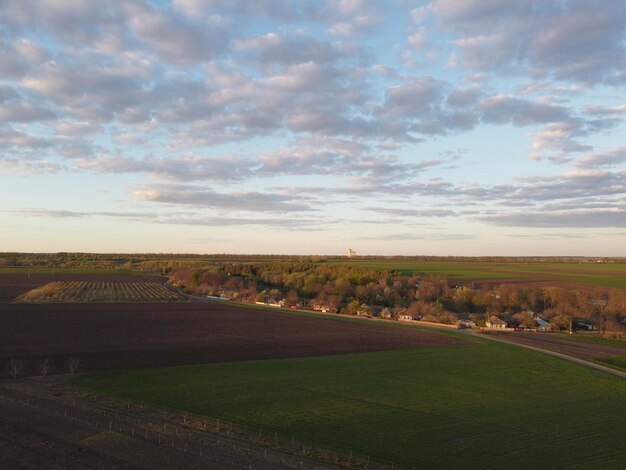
[170,263,626,337]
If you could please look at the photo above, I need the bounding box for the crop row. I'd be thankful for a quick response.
[18,282,183,302]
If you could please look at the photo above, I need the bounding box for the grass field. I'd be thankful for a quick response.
[332,260,626,289]
[74,338,626,469]
[597,355,626,372]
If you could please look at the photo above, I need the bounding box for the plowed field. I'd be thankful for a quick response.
[16,281,184,302]
[488,331,626,359]
[0,273,166,302]
[0,301,467,377]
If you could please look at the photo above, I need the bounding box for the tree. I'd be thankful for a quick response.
[469,313,487,327]
[7,358,25,380]
[67,356,81,375]
[37,357,53,377]
[549,314,571,332]
[286,289,300,307]
[191,270,200,287]
[512,312,537,329]
[344,299,361,315]
[454,286,475,312]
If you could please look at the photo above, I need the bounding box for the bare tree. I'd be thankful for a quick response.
[67,356,81,375]
[37,357,53,377]
[7,358,25,380]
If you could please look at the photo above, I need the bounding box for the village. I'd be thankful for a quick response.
[172,263,624,337]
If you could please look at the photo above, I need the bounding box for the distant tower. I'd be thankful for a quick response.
[347,248,356,258]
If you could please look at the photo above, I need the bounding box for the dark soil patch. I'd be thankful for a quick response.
[0,301,467,377]
[488,332,626,360]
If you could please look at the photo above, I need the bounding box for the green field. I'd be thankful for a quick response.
[332,260,626,289]
[597,355,626,372]
[74,338,626,468]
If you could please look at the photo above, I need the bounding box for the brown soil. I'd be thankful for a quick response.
[0,301,467,377]
[487,332,626,360]
[0,273,166,302]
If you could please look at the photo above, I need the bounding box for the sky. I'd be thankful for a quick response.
[1,0,625,256]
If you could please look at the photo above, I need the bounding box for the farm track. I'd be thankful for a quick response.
[0,377,349,469]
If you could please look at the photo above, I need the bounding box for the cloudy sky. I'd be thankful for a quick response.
[1,0,625,255]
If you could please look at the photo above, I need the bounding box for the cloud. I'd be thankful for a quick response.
[133,184,315,213]
[76,154,255,182]
[575,146,626,169]
[358,232,475,241]
[234,33,348,65]
[10,208,153,219]
[10,207,324,231]
[530,120,594,157]
[0,128,52,149]
[123,1,230,65]
[365,207,457,218]
[478,209,626,228]
[583,104,626,116]
[429,0,626,85]
[477,95,570,126]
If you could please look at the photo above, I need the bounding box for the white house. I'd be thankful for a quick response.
[534,316,550,331]
[486,316,507,329]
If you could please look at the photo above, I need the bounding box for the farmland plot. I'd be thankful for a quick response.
[16,281,184,303]
[75,342,626,469]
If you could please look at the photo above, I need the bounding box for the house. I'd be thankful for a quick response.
[311,300,337,313]
[457,319,476,329]
[218,289,237,300]
[397,309,413,321]
[357,304,373,317]
[378,307,392,319]
[486,316,507,329]
[534,316,550,331]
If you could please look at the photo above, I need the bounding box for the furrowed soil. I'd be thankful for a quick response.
[0,273,166,302]
[0,300,467,377]
[487,331,626,359]
[16,281,184,303]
